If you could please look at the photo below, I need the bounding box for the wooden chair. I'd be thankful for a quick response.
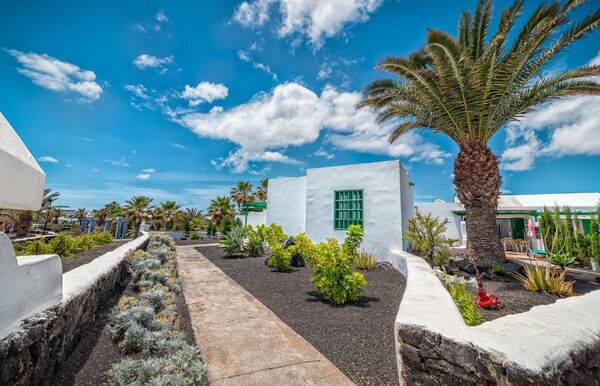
[513,239,528,253]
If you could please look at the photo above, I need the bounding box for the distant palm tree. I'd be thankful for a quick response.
[75,208,86,222]
[208,196,236,226]
[49,208,64,224]
[181,208,203,233]
[160,200,182,230]
[103,201,123,218]
[41,189,63,235]
[255,179,268,201]
[124,196,154,234]
[230,181,255,211]
[359,0,600,267]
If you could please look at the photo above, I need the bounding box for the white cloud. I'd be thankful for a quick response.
[313,147,335,160]
[233,0,383,48]
[124,84,149,98]
[133,54,173,71]
[92,168,99,173]
[66,163,73,167]
[501,52,600,171]
[175,82,448,172]
[181,81,229,106]
[155,10,169,23]
[38,156,59,163]
[104,158,130,167]
[7,49,102,103]
[141,168,156,173]
[136,173,151,180]
[172,143,186,149]
[237,48,278,80]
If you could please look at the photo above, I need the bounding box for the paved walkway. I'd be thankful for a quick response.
[177,246,355,386]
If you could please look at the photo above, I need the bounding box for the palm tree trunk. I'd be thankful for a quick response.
[454,143,505,267]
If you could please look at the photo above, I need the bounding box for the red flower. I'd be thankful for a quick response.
[472,258,502,309]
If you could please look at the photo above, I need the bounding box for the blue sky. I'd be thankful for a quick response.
[1,0,599,211]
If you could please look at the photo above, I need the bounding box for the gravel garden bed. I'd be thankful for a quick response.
[175,238,220,246]
[62,240,131,273]
[199,245,406,386]
[54,235,203,386]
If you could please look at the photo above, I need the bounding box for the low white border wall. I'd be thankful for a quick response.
[390,249,600,385]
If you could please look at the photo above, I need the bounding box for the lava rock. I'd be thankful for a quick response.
[458,258,477,274]
[291,253,305,268]
[498,262,525,277]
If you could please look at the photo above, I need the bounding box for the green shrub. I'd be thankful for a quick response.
[220,215,234,235]
[292,233,316,264]
[342,224,363,260]
[258,224,288,247]
[446,282,483,326]
[267,244,293,271]
[310,238,367,305]
[190,231,200,240]
[139,290,165,312]
[243,227,264,257]
[93,231,113,245]
[73,234,98,253]
[354,250,378,270]
[24,240,53,255]
[513,264,574,297]
[220,225,247,256]
[405,211,456,267]
[551,254,577,267]
[107,345,207,386]
[50,233,76,258]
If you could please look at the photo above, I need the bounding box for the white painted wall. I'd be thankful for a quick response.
[237,210,267,228]
[390,249,600,383]
[304,160,407,262]
[267,176,306,236]
[0,113,45,211]
[399,165,415,251]
[0,233,62,336]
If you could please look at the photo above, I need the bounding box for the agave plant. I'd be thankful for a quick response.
[220,225,247,256]
[359,0,600,267]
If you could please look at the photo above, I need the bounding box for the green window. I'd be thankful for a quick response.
[334,190,363,230]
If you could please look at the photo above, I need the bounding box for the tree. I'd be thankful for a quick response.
[405,211,458,267]
[75,208,86,222]
[255,179,268,201]
[230,181,255,211]
[49,208,64,224]
[103,201,123,218]
[181,208,203,233]
[159,200,181,230]
[359,0,600,267]
[124,196,154,233]
[208,196,236,227]
[41,189,63,235]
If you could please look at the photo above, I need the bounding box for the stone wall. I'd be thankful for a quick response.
[0,235,148,386]
[390,250,600,386]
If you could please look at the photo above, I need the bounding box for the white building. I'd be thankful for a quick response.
[261,160,414,262]
[416,192,600,252]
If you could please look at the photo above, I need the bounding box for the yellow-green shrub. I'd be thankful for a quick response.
[446,282,483,326]
[93,231,113,245]
[24,240,53,255]
[310,239,367,305]
[50,233,76,258]
[73,234,98,253]
[513,264,574,297]
[267,244,292,271]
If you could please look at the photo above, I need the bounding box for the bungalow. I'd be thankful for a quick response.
[242,160,415,262]
[416,192,600,253]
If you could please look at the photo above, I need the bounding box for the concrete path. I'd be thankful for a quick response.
[177,246,355,386]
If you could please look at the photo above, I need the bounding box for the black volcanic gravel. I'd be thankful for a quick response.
[61,240,130,273]
[198,245,406,386]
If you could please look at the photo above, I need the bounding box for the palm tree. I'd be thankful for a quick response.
[181,208,203,233]
[230,181,255,211]
[159,201,182,230]
[40,189,63,235]
[49,208,64,224]
[255,179,268,201]
[359,0,600,267]
[208,196,236,227]
[124,196,154,233]
[75,208,86,222]
[103,201,123,218]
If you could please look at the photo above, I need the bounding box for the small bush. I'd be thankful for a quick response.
[243,227,264,257]
[258,224,288,247]
[73,234,98,253]
[342,225,363,260]
[50,233,76,258]
[310,239,366,305]
[220,225,247,256]
[93,231,113,245]
[140,290,165,312]
[108,306,161,344]
[107,345,207,386]
[24,240,53,255]
[405,211,457,267]
[513,264,574,297]
[220,215,234,235]
[550,254,577,267]
[190,231,200,240]
[292,233,316,264]
[354,250,377,270]
[267,244,293,271]
[446,282,483,326]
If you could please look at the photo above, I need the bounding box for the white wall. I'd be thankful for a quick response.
[415,202,465,246]
[305,160,406,262]
[237,211,267,228]
[267,176,306,236]
[0,233,62,336]
[399,164,415,251]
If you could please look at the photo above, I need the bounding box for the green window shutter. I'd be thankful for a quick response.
[333,189,364,230]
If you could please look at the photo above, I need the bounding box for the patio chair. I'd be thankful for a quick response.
[501,238,515,252]
[513,239,528,253]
